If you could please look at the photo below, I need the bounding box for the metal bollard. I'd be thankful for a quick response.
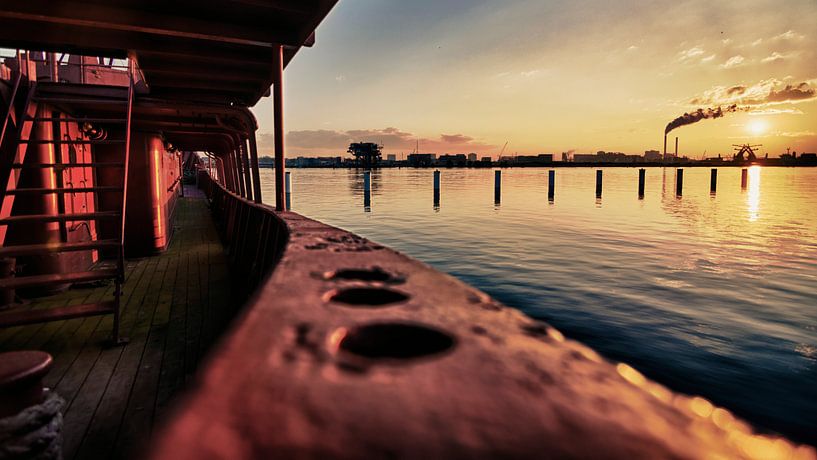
[548,170,555,201]
[595,170,602,198]
[638,168,645,198]
[494,170,501,203]
[433,170,440,205]
[710,168,717,193]
[741,168,748,189]
[676,169,683,196]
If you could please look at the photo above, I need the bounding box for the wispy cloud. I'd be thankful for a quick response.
[770,130,815,138]
[748,107,804,116]
[761,52,785,63]
[773,30,805,41]
[678,46,705,61]
[259,127,496,154]
[690,79,817,106]
[720,55,745,69]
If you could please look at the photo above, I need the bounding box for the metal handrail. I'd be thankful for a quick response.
[118,64,134,282]
[0,65,22,147]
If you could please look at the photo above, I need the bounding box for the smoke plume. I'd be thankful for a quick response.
[664,104,741,135]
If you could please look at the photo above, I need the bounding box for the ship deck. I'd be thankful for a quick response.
[0,187,236,460]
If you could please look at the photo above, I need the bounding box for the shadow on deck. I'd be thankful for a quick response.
[0,188,237,460]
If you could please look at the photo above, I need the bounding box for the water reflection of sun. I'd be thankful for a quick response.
[747,166,761,221]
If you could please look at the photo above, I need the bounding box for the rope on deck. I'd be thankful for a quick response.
[0,392,64,460]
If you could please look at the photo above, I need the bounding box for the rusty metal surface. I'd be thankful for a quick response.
[151,179,816,459]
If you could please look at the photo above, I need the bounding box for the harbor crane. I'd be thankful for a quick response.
[498,141,508,160]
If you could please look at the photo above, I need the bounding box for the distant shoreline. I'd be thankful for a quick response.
[260,161,817,169]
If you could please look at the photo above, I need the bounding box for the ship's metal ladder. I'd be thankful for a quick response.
[0,68,133,344]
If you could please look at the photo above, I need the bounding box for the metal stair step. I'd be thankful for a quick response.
[5,186,123,195]
[31,97,127,105]
[0,211,120,225]
[24,117,128,123]
[0,301,116,328]
[0,240,120,257]
[0,269,119,290]
[18,139,126,144]
[11,162,124,169]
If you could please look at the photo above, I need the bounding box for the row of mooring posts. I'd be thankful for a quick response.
[440,167,751,203]
[315,167,753,210]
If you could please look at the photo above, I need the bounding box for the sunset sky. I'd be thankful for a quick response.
[251,0,817,158]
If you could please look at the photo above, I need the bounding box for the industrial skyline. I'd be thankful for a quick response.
[251,0,817,158]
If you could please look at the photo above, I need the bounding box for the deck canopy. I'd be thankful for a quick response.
[0,0,337,106]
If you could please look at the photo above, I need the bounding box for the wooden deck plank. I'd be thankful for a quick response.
[77,255,175,458]
[0,195,237,460]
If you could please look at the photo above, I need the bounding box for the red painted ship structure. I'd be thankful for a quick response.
[0,2,813,459]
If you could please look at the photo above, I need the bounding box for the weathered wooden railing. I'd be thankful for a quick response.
[200,171,288,301]
[150,171,816,459]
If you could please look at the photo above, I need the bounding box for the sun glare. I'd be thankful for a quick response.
[747,119,768,136]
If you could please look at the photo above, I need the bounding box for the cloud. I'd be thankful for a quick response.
[678,46,705,61]
[700,54,716,63]
[761,52,786,63]
[770,130,815,138]
[751,38,763,47]
[720,55,745,69]
[689,79,817,106]
[627,45,638,52]
[773,30,805,41]
[259,127,496,154]
[748,107,804,116]
[335,75,346,82]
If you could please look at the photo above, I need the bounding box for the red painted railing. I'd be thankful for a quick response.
[200,171,288,300]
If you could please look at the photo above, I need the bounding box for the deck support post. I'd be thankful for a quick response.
[273,45,286,211]
[234,148,246,198]
[710,168,717,194]
[240,139,253,201]
[248,134,263,204]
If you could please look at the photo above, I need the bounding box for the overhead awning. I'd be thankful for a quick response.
[0,0,338,106]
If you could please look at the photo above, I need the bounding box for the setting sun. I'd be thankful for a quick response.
[747,119,769,137]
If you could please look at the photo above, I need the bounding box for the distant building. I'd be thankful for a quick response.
[386,154,397,162]
[285,156,343,168]
[644,150,661,161]
[407,153,436,167]
[467,153,478,162]
[515,154,553,166]
[480,156,492,164]
[561,152,572,162]
[437,154,467,167]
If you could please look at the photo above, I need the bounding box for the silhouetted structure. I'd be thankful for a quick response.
[733,144,761,162]
[348,142,383,168]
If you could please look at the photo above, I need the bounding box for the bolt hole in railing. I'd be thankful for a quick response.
[326,287,409,307]
[334,323,456,361]
[324,267,400,283]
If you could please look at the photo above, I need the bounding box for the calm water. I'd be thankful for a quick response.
[260,166,817,443]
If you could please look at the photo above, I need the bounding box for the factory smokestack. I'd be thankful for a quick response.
[664,104,741,135]
[675,137,678,157]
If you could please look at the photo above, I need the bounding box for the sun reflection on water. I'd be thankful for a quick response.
[747,166,761,222]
